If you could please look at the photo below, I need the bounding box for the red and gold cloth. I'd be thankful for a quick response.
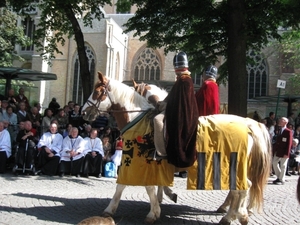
[117,112,175,186]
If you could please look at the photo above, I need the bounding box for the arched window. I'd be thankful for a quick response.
[133,48,161,80]
[73,45,95,105]
[21,17,35,51]
[246,50,268,99]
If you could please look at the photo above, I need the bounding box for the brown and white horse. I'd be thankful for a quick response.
[82,72,271,225]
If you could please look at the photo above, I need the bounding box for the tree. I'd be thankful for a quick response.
[0,7,31,67]
[7,0,111,101]
[120,0,300,116]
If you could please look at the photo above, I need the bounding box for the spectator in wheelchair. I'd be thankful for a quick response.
[15,121,38,170]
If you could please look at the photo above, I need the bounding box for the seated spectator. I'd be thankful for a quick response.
[63,123,72,138]
[0,99,8,114]
[63,105,70,118]
[41,108,54,134]
[0,121,12,173]
[69,104,84,130]
[15,88,30,110]
[16,102,29,123]
[33,102,42,113]
[67,101,75,112]
[7,88,17,112]
[48,97,60,116]
[92,113,108,136]
[102,135,112,163]
[81,124,92,138]
[82,128,104,178]
[3,105,18,143]
[100,126,113,143]
[15,121,38,170]
[27,106,42,135]
[289,138,300,175]
[37,122,63,176]
[60,127,85,177]
[54,108,69,134]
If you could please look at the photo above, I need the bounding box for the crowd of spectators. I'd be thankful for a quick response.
[0,88,121,178]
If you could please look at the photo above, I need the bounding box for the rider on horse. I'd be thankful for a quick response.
[153,52,199,168]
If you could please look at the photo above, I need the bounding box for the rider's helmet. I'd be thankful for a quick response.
[173,52,189,69]
[204,65,218,78]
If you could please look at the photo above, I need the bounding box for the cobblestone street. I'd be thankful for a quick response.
[0,173,299,225]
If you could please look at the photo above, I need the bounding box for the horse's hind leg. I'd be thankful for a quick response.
[219,190,249,225]
[217,191,233,213]
[145,186,161,224]
[103,184,126,217]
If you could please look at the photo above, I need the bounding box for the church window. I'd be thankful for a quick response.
[133,48,161,80]
[73,45,95,105]
[246,50,268,99]
[21,17,35,51]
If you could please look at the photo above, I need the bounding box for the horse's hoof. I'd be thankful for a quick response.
[144,217,156,224]
[239,217,249,225]
[171,194,177,203]
[219,217,231,225]
[216,207,227,213]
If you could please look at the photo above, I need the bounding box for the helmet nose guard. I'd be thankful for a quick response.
[173,52,189,69]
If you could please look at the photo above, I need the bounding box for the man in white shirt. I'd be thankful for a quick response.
[0,121,11,173]
[60,127,85,177]
[37,122,63,175]
[82,128,104,178]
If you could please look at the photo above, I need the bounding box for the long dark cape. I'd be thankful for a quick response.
[165,75,198,168]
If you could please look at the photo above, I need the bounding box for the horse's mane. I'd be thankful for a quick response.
[109,79,154,110]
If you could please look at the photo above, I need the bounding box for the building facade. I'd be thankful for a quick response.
[12,2,298,119]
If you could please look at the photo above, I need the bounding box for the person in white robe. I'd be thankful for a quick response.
[60,127,85,177]
[37,122,63,175]
[0,121,11,173]
[82,128,104,178]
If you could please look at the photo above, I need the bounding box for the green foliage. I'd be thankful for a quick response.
[123,0,300,83]
[116,0,132,13]
[8,0,111,63]
[0,7,32,66]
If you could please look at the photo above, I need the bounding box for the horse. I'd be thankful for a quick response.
[132,79,168,107]
[82,71,271,225]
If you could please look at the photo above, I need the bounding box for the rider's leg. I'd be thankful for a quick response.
[153,111,166,156]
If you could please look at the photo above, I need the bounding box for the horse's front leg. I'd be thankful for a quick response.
[103,184,126,217]
[145,186,161,224]
[163,186,177,203]
[157,186,177,204]
[157,186,163,203]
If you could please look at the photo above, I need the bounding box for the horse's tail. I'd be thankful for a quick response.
[247,119,272,212]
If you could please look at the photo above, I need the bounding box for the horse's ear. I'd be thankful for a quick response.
[132,79,138,89]
[98,71,105,83]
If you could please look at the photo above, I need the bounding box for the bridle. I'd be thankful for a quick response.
[84,79,150,116]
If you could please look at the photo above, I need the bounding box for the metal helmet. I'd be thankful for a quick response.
[173,52,188,69]
[204,65,218,78]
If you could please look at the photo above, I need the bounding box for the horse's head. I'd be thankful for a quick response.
[131,80,168,106]
[82,71,112,122]
[132,79,151,98]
